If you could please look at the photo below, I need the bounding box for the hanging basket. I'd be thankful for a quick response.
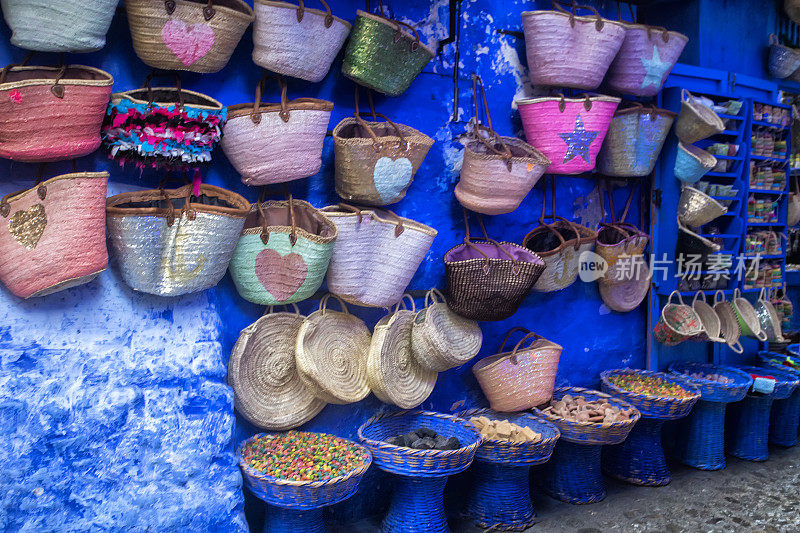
[125,0,254,74]
[690,291,724,343]
[596,104,675,177]
[517,94,620,174]
[731,288,768,341]
[675,90,725,144]
[229,198,337,306]
[768,34,800,79]
[341,2,435,96]
[521,2,626,90]
[675,220,721,264]
[653,291,704,346]
[106,183,250,296]
[599,258,651,313]
[472,327,563,412]
[322,205,437,308]
[754,288,785,342]
[252,0,351,82]
[786,0,800,26]
[677,185,727,227]
[0,0,120,52]
[221,75,334,186]
[0,171,109,299]
[295,294,372,404]
[228,306,327,430]
[0,62,113,162]
[674,142,716,184]
[713,291,744,354]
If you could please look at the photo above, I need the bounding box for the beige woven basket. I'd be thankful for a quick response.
[227,305,326,430]
[675,89,725,144]
[295,294,372,404]
[410,289,483,372]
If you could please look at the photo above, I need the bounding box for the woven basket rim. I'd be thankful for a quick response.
[3,172,109,205]
[617,22,688,43]
[237,432,372,489]
[256,0,352,28]
[613,105,677,119]
[321,205,438,237]
[516,94,622,107]
[443,240,545,267]
[106,184,250,219]
[731,292,766,336]
[157,0,255,20]
[677,141,717,166]
[537,387,641,432]
[600,368,701,404]
[227,98,334,119]
[332,116,434,149]
[459,408,561,449]
[520,9,627,31]
[112,87,224,112]
[0,65,114,91]
[464,135,550,166]
[240,200,338,244]
[472,337,563,375]
[737,365,800,387]
[353,10,436,56]
[680,186,726,214]
[668,362,753,389]
[758,353,800,376]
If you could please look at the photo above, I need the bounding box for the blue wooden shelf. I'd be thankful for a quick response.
[751,120,789,130]
[747,221,783,226]
[719,114,745,120]
[704,171,739,178]
[748,188,786,195]
[751,154,789,162]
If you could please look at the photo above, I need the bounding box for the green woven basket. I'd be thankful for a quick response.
[342,9,435,96]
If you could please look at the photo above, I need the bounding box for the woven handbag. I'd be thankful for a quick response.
[253,0,351,82]
[221,75,334,186]
[333,89,433,206]
[103,73,226,169]
[521,2,626,90]
[106,182,250,296]
[322,204,437,308]
[0,58,113,162]
[410,288,483,372]
[1,0,119,52]
[445,210,545,321]
[229,195,337,305]
[517,93,620,175]
[595,184,649,272]
[367,296,437,409]
[455,75,550,216]
[295,294,372,404]
[341,0,435,96]
[228,305,326,430]
[596,103,675,178]
[0,170,109,299]
[125,0,254,73]
[472,327,563,412]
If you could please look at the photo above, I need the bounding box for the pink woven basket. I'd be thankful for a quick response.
[0,63,113,162]
[0,172,109,298]
[517,94,620,174]
[521,2,626,90]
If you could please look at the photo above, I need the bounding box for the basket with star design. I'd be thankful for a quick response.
[516,94,620,175]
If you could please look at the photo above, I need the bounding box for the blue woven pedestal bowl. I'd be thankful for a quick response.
[600,369,701,419]
[757,352,800,447]
[460,409,560,530]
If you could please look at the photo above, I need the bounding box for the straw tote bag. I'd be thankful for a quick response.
[322,204,437,308]
[595,184,649,272]
[295,294,372,404]
[0,58,113,162]
[106,182,250,296]
[252,0,352,82]
[445,210,545,321]
[368,296,437,409]
[521,2,626,90]
[0,170,109,299]
[125,0,254,73]
[103,74,226,169]
[455,75,550,216]
[333,89,433,206]
[229,195,337,305]
[342,0,435,96]
[221,75,334,186]
[410,289,483,372]
[228,305,326,430]
[1,0,119,52]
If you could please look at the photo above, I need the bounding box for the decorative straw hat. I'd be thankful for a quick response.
[227,305,326,430]
[295,294,372,404]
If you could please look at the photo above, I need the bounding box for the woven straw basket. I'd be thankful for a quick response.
[228,306,326,430]
[690,291,723,343]
[524,218,596,293]
[229,198,337,306]
[295,294,372,404]
[754,289,784,342]
[599,258,651,313]
[1,0,120,52]
[125,0,254,73]
[106,183,249,296]
[472,327,563,412]
[768,34,800,79]
[253,0,351,82]
[595,185,648,272]
[517,94,620,175]
[0,172,109,299]
[521,2,626,90]
[731,288,768,341]
[654,291,704,346]
[367,297,437,409]
[596,104,675,178]
[411,289,483,372]
[0,63,113,162]
[675,90,725,144]
[674,142,716,184]
[222,76,333,186]
[714,292,743,353]
[322,205,437,308]
[677,185,726,227]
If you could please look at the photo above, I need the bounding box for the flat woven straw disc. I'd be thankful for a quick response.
[368,310,437,409]
[599,261,651,313]
[296,305,372,404]
[228,312,326,430]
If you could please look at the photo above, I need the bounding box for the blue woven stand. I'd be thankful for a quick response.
[466,462,535,531]
[770,388,800,447]
[675,400,728,470]
[382,475,449,533]
[541,441,605,504]
[263,506,324,533]
[603,417,670,486]
[726,395,774,461]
